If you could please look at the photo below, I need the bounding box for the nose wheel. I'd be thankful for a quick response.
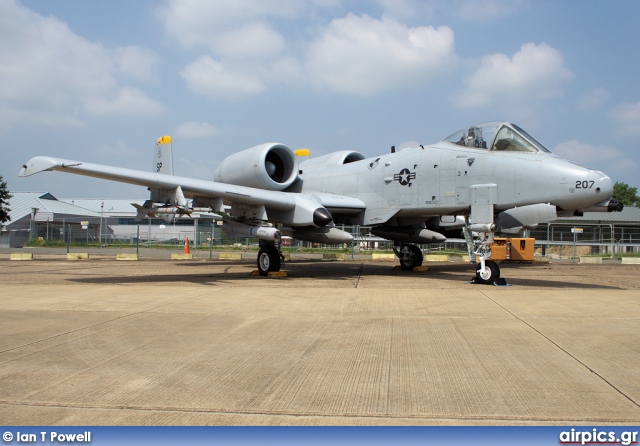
[475,259,500,284]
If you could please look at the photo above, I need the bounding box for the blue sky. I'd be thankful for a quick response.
[3,0,639,198]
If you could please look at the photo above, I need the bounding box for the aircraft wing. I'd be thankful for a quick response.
[19,156,365,227]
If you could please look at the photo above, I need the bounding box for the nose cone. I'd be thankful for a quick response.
[590,170,613,198]
[551,160,617,212]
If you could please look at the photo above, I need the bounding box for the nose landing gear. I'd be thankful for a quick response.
[474,259,500,284]
[464,224,508,286]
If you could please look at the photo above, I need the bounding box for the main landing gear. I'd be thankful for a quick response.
[393,243,423,270]
[257,236,286,276]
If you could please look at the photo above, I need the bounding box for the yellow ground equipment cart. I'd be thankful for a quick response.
[491,238,535,262]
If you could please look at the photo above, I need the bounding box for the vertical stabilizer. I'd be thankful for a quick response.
[155,136,173,175]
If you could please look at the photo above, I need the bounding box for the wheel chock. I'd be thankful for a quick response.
[468,277,511,286]
[250,270,288,277]
[392,265,428,272]
[268,271,288,277]
[492,278,510,286]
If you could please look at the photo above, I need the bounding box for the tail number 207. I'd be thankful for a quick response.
[576,180,594,189]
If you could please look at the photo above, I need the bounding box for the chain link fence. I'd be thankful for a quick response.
[22,219,640,258]
[530,223,640,259]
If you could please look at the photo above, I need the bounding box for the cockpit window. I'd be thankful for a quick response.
[445,122,549,153]
[492,127,537,152]
[511,124,551,153]
[444,122,551,153]
[492,125,550,152]
[444,123,500,149]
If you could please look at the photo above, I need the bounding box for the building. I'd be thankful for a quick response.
[1,192,218,248]
[1,192,102,247]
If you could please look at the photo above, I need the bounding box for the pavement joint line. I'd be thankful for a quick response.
[354,263,364,288]
[0,288,221,355]
[479,290,640,410]
[0,401,635,424]
[15,290,222,401]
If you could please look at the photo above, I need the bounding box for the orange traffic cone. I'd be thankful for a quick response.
[184,237,191,254]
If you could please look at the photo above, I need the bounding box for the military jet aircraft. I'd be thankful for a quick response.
[19,122,623,282]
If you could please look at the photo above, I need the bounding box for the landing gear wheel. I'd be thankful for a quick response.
[475,260,500,284]
[398,244,424,271]
[257,246,281,276]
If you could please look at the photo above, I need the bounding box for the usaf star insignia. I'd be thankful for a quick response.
[394,168,416,186]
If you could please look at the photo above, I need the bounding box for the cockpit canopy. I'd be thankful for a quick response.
[444,122,551,153]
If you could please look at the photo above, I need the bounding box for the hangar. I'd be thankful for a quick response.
[1,192,216,248]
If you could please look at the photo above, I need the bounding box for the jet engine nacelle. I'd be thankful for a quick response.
[214,143,298,191]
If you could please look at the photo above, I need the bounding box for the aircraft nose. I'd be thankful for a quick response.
[590,170,613,198]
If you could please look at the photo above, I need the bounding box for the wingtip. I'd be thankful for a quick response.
[18,156,59,177]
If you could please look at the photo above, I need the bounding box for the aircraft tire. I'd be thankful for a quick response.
[399,244,423,271]
[257,246,281,276]
[475,260,500,284]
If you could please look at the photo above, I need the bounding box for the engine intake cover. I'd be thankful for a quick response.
[214,143,298,191]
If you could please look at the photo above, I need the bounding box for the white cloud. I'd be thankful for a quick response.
[112,46,161,82]
[0,1,113,104]
[608,101,640,137]
[375,0,435,20]
[306,14,456,95]
[209,22,286,60]
[553,140,638,174]
[157,0,296,58]
[175,121,218,138]
[455,42,574,109]
[180,56,266,100]
[95,140,138,157]
[0,104,84,135]
[455,0,522,22]
[577,88,609,112]
[160,3,456,100]
[0,0,163,131]
[554,140,621,163]
[83,87,165,116]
